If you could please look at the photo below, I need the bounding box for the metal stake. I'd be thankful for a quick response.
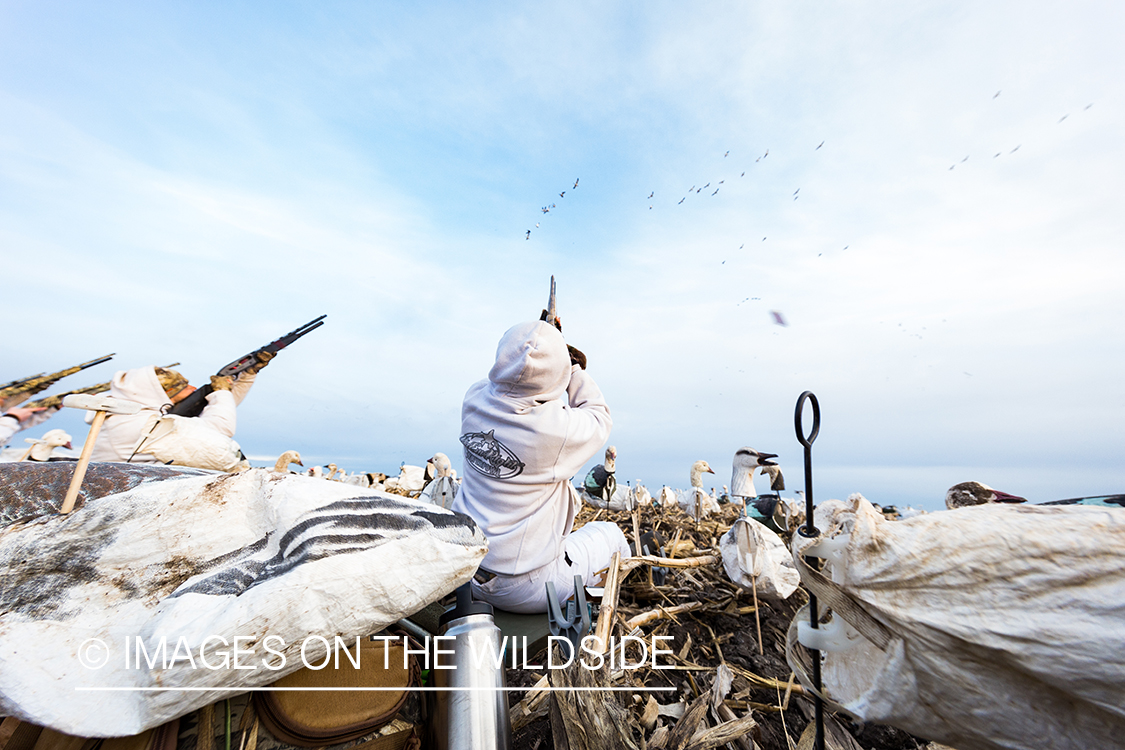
[795,390,824,750]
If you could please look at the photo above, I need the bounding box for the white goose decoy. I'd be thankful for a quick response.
[945,481,1027,510]
[632,480,652,507]
[676,460,717,517]
[384,464,426,495]
[272,450,303,474]
[729,447,780,502]
[420,452,459,509]
[16,429,74,462]
[658,485,677,508]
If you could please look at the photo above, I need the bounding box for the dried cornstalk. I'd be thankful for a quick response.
[511,674,552,733]
[620,554,719,574]
[623,602,702,631]
[592,552,622,654]
[683,711,759,750]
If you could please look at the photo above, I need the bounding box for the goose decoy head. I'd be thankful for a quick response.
[272,450,303,473]
[733,447,778,469]
[945,481,1027,509]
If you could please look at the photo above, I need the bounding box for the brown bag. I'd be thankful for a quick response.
[252,638,418,748]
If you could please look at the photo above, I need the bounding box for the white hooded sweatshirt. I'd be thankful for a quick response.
[88,367,255,469]
[452,320,612,576]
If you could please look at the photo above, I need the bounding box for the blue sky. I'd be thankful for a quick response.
[3,1,1122,510]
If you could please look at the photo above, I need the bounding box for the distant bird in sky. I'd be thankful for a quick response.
[1011,145,1021,153]
[724,151,729,157]
[648,192,654,199]
[1058,114,1068,123]
[770,311,788,327]
[843,245,848,250]
[949,165,956,170]
[678,197,685,204]
[541,206,550,213]
[573,178,579,188]
[793,189,799,195]
[961,156,969,162]
[712,188,719,196]
[762,237,766,241]
[741,171,745,177]
[763,149,769,158]
[560,191,565,198]
[739,244,744,249]
[702,183,710,189]
[816,141,824,150]
[649,205,653,209]
[1084,103,1093,110]
[535,222,540,228]
[993,90,1001,99]
[718,180,724,184]
[994,153,1001,158]
[697,188,701,193]
[525,230,530,240]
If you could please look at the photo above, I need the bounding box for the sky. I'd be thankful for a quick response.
[2,1,1122,511]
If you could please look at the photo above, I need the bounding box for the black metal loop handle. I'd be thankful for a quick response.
[795,391,820,448]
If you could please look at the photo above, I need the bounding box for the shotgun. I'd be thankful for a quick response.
[169,316,326,418]
[0,354,115,409]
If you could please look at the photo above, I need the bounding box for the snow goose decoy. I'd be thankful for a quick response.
[945,481,1027,510]
[272,450,303,474]
[582,446,617,505]
[420,452,459,509]
[676,460,717,518]
[730,447,780,502]
[17,429,73,462]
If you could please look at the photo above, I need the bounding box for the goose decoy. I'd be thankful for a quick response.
[676,459,717,517]
[946,481,1027,509]
[730,448,779,500]
[583,445,617,504]
[272,450,303,473]
[421,452,459,509]
[16,429,73,462]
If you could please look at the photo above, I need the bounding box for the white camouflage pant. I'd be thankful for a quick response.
[470,521,631,614]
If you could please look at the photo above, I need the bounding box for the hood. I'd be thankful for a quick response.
[108,367,173,411]
[487,320,571,401]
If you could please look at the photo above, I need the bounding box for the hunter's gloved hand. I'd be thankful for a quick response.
[210,375,233,391]
[567,345,587,370]
[540,309,563,332]
[246,350,275,374]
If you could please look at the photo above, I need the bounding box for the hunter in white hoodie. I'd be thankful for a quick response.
[453,320,629,613]
[88,366,257,470]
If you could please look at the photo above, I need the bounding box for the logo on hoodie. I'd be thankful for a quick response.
[460,430,525,479]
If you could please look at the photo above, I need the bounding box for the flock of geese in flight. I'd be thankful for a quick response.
[519,91,1096,323]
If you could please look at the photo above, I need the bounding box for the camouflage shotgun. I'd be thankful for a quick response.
[23,363,180,411]
[169,316,326,418]
[0,354,115,409]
